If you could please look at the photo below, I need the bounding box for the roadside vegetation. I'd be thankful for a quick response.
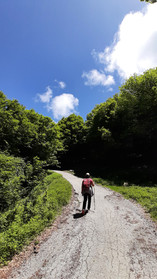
[0,170,72,266]
[94,177,157,221]
[1,67,157,266]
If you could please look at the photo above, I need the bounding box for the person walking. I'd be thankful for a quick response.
[81,173,94,215]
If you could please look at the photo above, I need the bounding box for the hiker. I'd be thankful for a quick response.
[81,173,94,215]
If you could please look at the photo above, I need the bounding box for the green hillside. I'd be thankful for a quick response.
[0,164,71,266]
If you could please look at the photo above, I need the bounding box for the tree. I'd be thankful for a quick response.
[0,92,61,166]
[86,96,118,141]
[57,114,85,168]
[84,96,118,169]
[0,153,25,211]
[116,69,157,156]
[111,68,157,182]
[24,110,61,165]
[57,114,85,150]
[82,68,157,182]
[0,92,26,154]
[140,0,157,3]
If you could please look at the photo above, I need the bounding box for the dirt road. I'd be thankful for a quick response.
[7,171,157,279]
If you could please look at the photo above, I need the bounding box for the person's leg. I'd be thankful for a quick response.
[83,193,88,210]
[87,194,91,210]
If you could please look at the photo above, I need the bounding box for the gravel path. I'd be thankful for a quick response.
[6,171,157,279]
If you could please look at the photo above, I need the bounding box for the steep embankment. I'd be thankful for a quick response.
[0,170,72,268]
[2,171,157,279]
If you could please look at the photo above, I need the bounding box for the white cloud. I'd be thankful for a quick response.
[49,93,79,120]
[96,4,157,79]
[36,85,79,120]
[108,87,113,92]
[59,81,66,89]
[55,79,66,89]
[37,86,53,103]
[82,69,115,86]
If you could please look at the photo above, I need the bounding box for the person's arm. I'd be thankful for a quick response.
[91,179,94,187]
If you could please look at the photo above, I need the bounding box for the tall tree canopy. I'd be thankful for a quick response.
[140,0,156,3]
[84,68,157,182]
[57,114,85,150]
[1,67,157,183]
[57,114,85,168]
[116,69,157,158]
[0,92,60,165]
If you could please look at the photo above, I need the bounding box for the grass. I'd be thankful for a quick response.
[93,177,157,221]
[0,171,72,266]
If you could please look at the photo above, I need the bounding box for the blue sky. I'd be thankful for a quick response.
[0,0,157,121]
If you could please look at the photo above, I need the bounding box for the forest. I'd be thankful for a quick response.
[59,67,157,185]
[1,67,157,264]
[1,68,157,185]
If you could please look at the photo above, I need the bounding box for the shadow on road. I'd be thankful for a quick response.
[73,213,83,219]
[73,210,88,219]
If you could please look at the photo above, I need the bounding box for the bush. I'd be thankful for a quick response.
[0,153,25,212]
[0,171,72,266]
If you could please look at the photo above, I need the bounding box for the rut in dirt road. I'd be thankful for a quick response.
[8,171,157,279]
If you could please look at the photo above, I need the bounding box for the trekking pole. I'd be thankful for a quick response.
[94,186,96,211]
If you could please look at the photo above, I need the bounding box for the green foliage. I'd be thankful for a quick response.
[57,114,85,150]
[0,153,48,213]
[114,69,157,173]
[57,114,86,169]
[140,0,156,3]
[93,177,115,187]
[0,92,60,166]
[86,96,117,141]
[0,93,73,265]
[0,153,25,211]
[1,66,157,265]
[117,70,157,145]
[82,68,157,184]
[0,172,72,266]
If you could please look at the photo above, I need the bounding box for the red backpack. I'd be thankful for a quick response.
[82,178,91,187]
[82,178,93,195]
